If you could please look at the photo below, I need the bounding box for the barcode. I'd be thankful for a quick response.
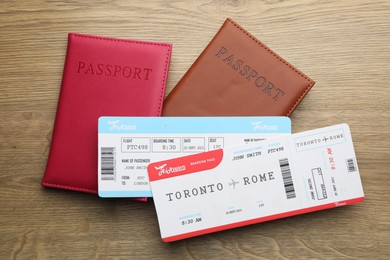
[279,158,296,199]
[346,158,357,172]
[101,147,116,181]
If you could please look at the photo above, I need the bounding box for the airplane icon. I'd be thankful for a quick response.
[229,178,239,189]
[323,136,329,142]
[108,120,119,125]
[154,164,167,171]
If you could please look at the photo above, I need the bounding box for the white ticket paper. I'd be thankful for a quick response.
[148,124,364,242]
[98,116,291,197]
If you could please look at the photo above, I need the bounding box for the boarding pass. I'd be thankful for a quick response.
[98,116,291,197]
[148,124,364,242]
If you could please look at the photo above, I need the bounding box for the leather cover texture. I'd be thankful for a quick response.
[42,33,172,196]
[162,18,315,116]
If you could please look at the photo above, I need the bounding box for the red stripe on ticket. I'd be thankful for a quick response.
[162,197,365,242]
[148,149,223,182]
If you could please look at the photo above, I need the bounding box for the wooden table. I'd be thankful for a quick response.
[1,1,389,259]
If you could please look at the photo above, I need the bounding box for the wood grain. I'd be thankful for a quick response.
[0,0,389,259]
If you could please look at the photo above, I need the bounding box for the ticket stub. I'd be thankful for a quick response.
[98,116,291,197]
[148,124,364,242]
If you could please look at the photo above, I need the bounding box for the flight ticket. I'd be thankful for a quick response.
[148,124,364,242]
[98,116,291,197]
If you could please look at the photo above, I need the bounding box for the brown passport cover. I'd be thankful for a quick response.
[162,18,315,116]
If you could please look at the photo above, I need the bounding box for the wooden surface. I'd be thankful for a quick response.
[0,0,389,259]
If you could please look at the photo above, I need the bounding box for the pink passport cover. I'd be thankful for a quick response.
[42,33,172,199]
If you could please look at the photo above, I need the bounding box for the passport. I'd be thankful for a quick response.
[42,33,172,196]
[162,18,315,116]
